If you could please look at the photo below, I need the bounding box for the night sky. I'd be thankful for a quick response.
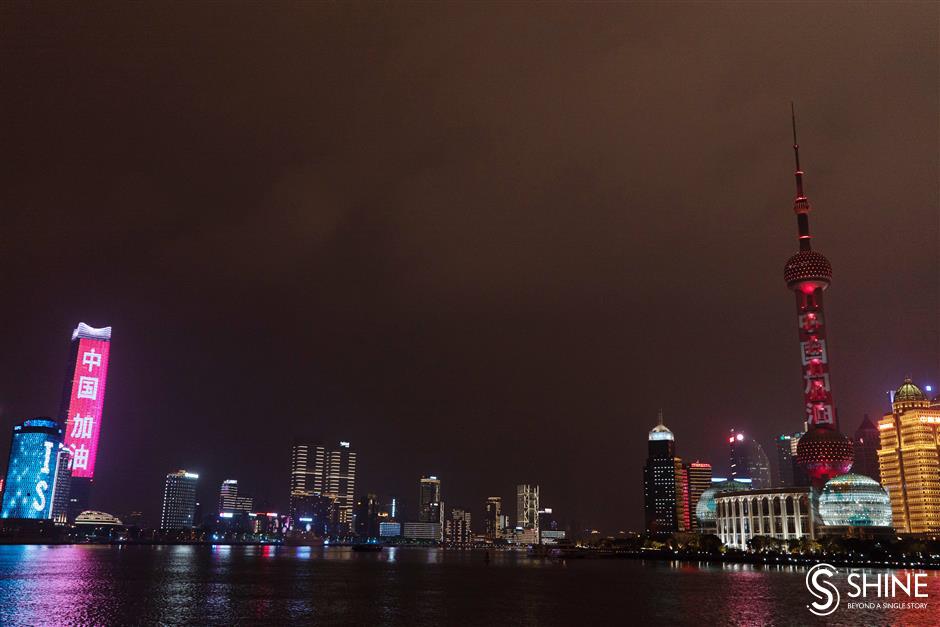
[1,4,937,531]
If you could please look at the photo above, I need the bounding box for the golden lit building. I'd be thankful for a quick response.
[877,377,940,534]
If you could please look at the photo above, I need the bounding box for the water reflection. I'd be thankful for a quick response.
[0,546,936,626]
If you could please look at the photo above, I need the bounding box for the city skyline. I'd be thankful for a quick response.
[0,4,936,532]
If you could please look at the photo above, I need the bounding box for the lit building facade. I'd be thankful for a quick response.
[877,378,940,534]
[218,479,253,513]
[643,412,689,533]
[781,120,854,487]
[445,508,473,547]
[419,476,443,523]
[1,419,66,520]
[50,448,72,524]
[715,487,816,549]
[484,496,501,540]
[774,434,797,487]
[160,470,198,529]
[289,441,357,532]
[57,323,112,519]
[695,477,752,535]
[516,484,539,532]
[818,473,891,528]
[728,430,772,489]
[402,521,442,542]
[686,462,712,532]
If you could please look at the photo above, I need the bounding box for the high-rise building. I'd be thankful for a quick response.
[774,433,804,487]
[483,496,501,540]
[50,448,73,524]
[353,493,380,538]
[445,508,473,547]
[674,461,690,531]
[58,323,112,519]
[877,377,940,533]
[289,441,357,532]
[644,411,682,534]
[1,419,65,520]
[160,470,198,529]
[516,484,539,531]
[419,476,442,523]
[853,415,881,483]
[686,462,712,532]
[218,479,253,514]
[728,430,772,489]
[781,115,853,487]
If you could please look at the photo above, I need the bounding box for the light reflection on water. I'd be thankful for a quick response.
[0,545,936,626]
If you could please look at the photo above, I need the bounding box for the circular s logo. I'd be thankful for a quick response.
[806,563,841,616]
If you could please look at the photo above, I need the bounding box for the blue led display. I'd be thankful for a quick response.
[1,419,64,520]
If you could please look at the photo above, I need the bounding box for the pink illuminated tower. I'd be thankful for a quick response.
[783,109,853,488]
[58,322,112,518]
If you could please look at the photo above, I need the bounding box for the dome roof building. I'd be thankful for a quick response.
[694,478,752,527]
[818,474,892,528]
[892,376,929,412]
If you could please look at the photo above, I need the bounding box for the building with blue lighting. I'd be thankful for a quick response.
[1,419,65,520]
[818,473,892,531]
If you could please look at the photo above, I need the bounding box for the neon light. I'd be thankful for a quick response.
[219,512,234,518]
[62,331,111,478]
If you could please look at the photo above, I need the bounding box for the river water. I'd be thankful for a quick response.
[0,545,935,625]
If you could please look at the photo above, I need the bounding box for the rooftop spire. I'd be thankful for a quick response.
[657,408,664,426]
[790,103,813,249]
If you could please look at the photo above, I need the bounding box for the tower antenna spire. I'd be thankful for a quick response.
[790,102,812,249]
[791,102,805,200]
[657,408,664,426]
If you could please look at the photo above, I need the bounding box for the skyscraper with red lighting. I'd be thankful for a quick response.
[58,322,112,519]
[782,112,853,487]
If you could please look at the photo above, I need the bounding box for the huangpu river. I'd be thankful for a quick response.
[0,545,936,626]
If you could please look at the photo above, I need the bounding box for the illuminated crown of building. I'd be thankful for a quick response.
[648,409,674,442]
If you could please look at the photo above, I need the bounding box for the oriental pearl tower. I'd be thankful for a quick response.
[783,107,853,488]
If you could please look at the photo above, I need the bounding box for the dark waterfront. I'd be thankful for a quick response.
[0,545,936,626]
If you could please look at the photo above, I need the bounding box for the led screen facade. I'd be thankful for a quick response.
[61,324,111,478]
[1,419,64,519]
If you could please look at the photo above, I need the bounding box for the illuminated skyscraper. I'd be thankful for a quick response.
[781,113,853,487]
[516,484,539,532]
[50,448,72,524]
[160,470,198,529]
[289,440,357,532]
[853,415,881,484]
[419,475,442,523]
[445,508,473,547]
[218,479,253,514]
[643,411,689,533]
[728,430,771,489]
[877,377,940,533]
[484,496,501,540]
[1,419,65,520]
[57,323,112,519]
[686,462,712,532]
